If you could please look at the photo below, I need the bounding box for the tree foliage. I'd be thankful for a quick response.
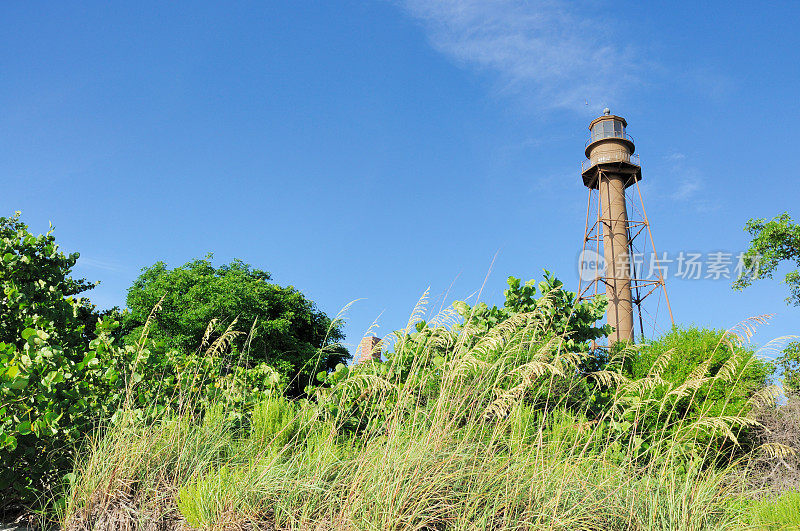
[0,213,107,504]
[733,212,800,305]
[0,212,97,350]
[123,256,348,394]
[776,341,800,396]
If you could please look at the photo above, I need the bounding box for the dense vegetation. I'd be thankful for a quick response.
[2,210,799,529]
[59,293,794,530]
[0,213,345,509]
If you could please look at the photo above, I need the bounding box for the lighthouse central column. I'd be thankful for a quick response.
[599,172,634,343]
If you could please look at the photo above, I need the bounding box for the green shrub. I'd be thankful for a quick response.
[632,326,773,407]
[0,318,123,505]
[629,326,773,439]
[123,256,349,395]
[250,395,301,451]
[750,490,800,530]
[0,212,118,505]
[0,212,99,352]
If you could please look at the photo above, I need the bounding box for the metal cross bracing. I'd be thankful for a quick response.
[577,166,674,343]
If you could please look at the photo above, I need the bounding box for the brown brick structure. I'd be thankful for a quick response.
[357,336,382,363]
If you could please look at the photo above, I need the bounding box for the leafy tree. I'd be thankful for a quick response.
[776,341,800,396]
[0,212,97,349]
[0,213,111,505]
[123,256,348,394]
[733,212,800,305]
[0,215,291,506]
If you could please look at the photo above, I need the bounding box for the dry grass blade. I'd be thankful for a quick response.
[447,352,490,376]
[746,385,782,409]
[340,373,396,395]
[484,382,527,419]
[405,287,430,334]
[243,316,258,353]
[514,360,563,381]
[756,335,800,359]
[624,376,666,394]
[588,370,629,388]
[689,416,761,444]
[647,348,674,379]
[758,442,798,459]
[205,317,244,358]
[713,350,740,384]
[687,357,713,382]
[723,314,774,347]
[134,294,166,350]
[199,318,219,352]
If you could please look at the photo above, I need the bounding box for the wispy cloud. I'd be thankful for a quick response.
[671,178,701,201]
[400,0,643,112]
[76,256,128,274]
[641,154,719,212]
[666,152,686,162]
[666,154,703,202]
[660,155,720,212]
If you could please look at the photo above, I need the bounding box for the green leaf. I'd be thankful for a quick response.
[81,351,96,366]
[1,435,17,451]
[5,364,19,379]
[10,376,28,390]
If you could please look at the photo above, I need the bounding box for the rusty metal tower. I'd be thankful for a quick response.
[578,109,673,344]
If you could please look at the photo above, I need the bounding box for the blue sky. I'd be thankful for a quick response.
[2,1,798,357]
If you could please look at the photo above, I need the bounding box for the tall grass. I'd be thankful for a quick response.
[749,490,800,530]
[58,294,790,530]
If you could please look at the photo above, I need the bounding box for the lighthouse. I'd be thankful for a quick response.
[578,109,672,343]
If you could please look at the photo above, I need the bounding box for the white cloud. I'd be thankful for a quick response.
[400,0,643,112]
[661,159,719,212]
[76,256,128,274]
[665,152,686,162]
[671,178,701,201]
[642,155,719,212]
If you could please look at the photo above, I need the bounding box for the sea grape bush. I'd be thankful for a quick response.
[0,212,108,502]
[0,212,97,352]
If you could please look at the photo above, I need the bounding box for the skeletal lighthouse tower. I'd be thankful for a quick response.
[578,109,673,344]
